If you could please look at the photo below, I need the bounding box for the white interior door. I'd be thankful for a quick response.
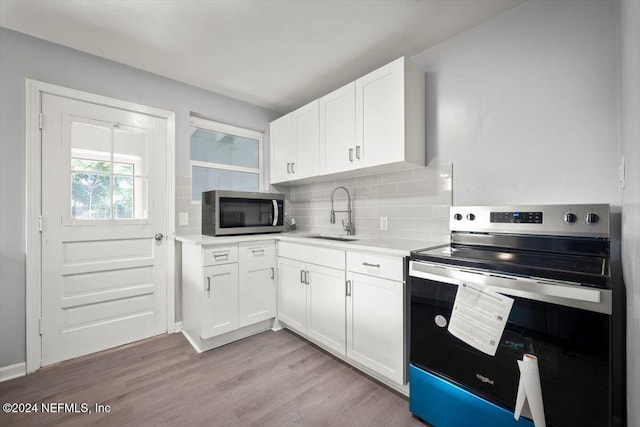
[40,93,168,366]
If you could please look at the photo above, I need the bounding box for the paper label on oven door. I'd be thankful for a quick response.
[448,282,514,356]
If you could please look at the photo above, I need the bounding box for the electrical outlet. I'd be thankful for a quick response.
[380,216,388,231]
[179,212,189,226]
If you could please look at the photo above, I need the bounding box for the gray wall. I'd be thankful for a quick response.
[412,0,620,206]
[0,27,280,368]
[618,0,640,424]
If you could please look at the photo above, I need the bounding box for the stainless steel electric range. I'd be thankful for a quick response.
[408,204,625,427]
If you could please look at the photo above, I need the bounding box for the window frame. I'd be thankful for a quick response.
[189,116,265,204]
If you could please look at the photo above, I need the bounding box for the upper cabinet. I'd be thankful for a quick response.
[320,82,356,174]
[270,100,319,183]
[270,57,425,185]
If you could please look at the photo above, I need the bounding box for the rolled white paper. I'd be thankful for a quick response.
[514,354,546,427]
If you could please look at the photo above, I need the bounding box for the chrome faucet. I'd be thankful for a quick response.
[330,186,355,235]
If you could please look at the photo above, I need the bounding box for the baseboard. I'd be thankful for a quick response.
[0,362,26,382]
[174,321,183,332]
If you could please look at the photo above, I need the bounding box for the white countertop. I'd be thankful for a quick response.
[175,231,444,257]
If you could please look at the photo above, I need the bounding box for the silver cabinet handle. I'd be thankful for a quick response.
[214,253,229,261]
[346,280,352,296]
[300,269,305,284]
[291,162,295,174]
[270,267,275,279]
[356,145,361,159]
[287,163,291,174]
[252,249,265,256]
[206,276,211,292]
[362,262,380,268]
[349,148,354,162]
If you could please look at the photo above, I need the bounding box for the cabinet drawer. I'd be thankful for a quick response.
[278,241,344,270]
[202,245,238,266]
[347,251,404,281]
[239,241,276,262]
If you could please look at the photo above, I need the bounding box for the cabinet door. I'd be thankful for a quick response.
[346,272,404,384]
[307,263,346,354]
[291,100,319,179]
[355,57,404,168]
[269,114,294,184]
[201,264,239,339]
[320,82,356,174]
[277,257,307,333]
[239,260,276,328]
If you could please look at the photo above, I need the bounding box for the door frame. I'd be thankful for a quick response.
[25,79,176,373]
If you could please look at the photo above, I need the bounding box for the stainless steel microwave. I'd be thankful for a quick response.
[202,190,285,236]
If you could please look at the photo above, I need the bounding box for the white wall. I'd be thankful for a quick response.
[0,28,280,368]
[412,0,620,206]
[618,0,640,425]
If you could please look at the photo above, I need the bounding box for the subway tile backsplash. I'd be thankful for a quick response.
[175,163,452,244]
[279,164,452,243]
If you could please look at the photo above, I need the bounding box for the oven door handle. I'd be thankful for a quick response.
[409,261,607,308]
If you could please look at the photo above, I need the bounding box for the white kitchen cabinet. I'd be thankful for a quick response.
[238,241,276,328]
[292,99,320,179]
[277,256,307,332]
[319,82,356,174]
[270,100,319,184]
[201,263,239,339]
[346,251,405,385]
[277,241,346,354]
[181,241,276,353]
[307,263,346,354]
[355,56,425,169]
[269,57,424,185]
[269,113,294,184]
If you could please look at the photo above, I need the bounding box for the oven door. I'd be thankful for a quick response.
[409,261,612,427]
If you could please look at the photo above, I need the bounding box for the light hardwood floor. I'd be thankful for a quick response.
[0,329,426,426]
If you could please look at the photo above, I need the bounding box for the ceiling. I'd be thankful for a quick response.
[0,0,524,113]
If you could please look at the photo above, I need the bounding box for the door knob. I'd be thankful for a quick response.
[154,233,164,241]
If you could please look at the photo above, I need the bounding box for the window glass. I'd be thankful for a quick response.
[190,118,263,202]
[190,127,259,169]
[70,121,149,220]
[191,167,259,201]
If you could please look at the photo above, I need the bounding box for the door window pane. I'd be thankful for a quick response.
[70,120,149,220]
[71,172,111,219]
[191,166,259,201]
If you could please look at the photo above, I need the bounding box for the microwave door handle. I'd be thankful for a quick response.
[272,200,279,226]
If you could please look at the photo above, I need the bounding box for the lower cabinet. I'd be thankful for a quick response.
[238,241,277,328]
[346,271,404,385]
[182,240,276,352]
[277,242,406,388]
[201,263,239,339]
[277,254,346,354]
[277,257,307,331]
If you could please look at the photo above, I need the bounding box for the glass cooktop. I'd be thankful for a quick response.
[411,244,610,289]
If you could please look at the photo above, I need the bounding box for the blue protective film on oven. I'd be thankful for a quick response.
[409,364,535,427]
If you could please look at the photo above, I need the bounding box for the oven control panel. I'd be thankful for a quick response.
[450,204,610,238]
[490,211,543,224]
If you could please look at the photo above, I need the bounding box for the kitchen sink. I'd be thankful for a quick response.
[308,235,359,242]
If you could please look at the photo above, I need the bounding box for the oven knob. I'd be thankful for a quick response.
[585,213,600,224]
[454,213,463,221]
[563,213,577,223]
[466,213,476,221]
